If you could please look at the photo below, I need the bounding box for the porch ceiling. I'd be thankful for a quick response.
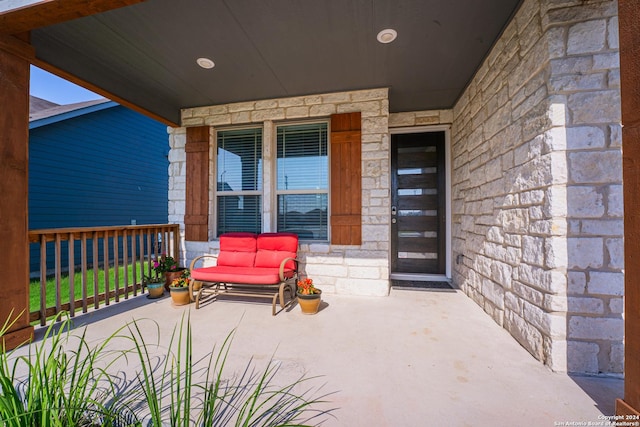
[28,0,523,125]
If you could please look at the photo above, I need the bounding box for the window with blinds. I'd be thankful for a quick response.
[216,128,263,235]
[276,122,328,240]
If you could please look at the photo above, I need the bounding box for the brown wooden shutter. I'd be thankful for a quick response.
[330,112,362,245]
[185,126,210,241]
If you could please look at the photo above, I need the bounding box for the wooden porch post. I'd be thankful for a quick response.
[617,0,640,417]
[0,34,34,349]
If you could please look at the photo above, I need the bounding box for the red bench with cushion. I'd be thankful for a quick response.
[188,232,299,315]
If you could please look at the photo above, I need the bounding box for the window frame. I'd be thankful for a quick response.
[212,120,331,241]
[273,120,330,242]
[214,125,264,237]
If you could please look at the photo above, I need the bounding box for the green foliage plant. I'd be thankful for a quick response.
[0,311,337,427]
[123,313,336,426]
[0,311,133,426]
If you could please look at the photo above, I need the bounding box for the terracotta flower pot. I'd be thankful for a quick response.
[164,268,187,291]
[169,286,191,306]
[146,282,164,299]
[297,290,322,314]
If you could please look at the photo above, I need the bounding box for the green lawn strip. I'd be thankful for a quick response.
[29,262,153,314]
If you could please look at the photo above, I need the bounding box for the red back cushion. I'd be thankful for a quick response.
[216,233,257,267]
[255,233,298,270]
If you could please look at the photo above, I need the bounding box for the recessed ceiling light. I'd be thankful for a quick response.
[196,57,215,69]
[377,28,397,44]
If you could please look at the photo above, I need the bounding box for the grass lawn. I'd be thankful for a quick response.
[29,263,155,314]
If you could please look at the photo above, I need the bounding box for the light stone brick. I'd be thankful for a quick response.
[285,106,310,119]
[505,291,522,313]
[588,271,624,296]
[610,124,622,148]
[568,316,623,341]
[568,297,604,314]
[607,185,623,217]
[605,238,623,269]
[609,298,623,314]
[230,111,251,124]
[550,56,593,76]
[545,237,568,269]
[505,311,544,360]
[491,261,513,288]
[520,190,545,206]
[182,117,205,126]
[550,73,605,92]
[440,110,454,123]
[567,341,599,373]
[522,235,545,266]
[348,266,383,280]
[569,151,622,183]
[544,294,568,312]
[608,16,619,50]
[513,280,544,305]
[251,108,285,122]
[303,95,322,105]
[567,20,607,55]
[228,101,256,112]
[321,92,351,103]
[580,219,623,236]
[609,343,624,373]
[568,90,621,124]
[309,104,337,116]
[388,113,415,127]
[482,279,505,309]
[593,52,620,71]
[566,126,605,150]
[205,115,232,126]
[276,98,304,108]
[567,238,603,269]
[568,271,586,294]
[566,186,604,217]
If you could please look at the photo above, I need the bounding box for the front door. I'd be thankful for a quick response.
[391,131,446,275]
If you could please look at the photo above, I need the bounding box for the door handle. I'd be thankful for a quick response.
[391,206,397,216]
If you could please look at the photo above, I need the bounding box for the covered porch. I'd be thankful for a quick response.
[1,0,639,420]
[20,288,623,425]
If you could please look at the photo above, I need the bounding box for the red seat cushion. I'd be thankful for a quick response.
[191,266,295,285]
[216,232,257,267]
[254,233,298,270]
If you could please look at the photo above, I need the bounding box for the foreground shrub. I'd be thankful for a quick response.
[0,311,336,426]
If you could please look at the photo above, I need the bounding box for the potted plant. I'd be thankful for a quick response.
[296,277,322,314]
[168,269,191,305]
[153,254,187,291]
[143,274,164,299]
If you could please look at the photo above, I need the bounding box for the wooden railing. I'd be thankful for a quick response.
[28,224,180,326]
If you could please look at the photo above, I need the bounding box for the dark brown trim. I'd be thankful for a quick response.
[619,0,640,415]
[0,44,34,350]
[185,126,211,242]
[0,0,147,35]
[330,112,362,245]
[32,59,179,127]
[0,32,34,62]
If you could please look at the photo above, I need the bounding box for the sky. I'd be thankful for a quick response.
[30,66,103,105]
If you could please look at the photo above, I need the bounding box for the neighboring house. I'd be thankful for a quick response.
[28,97,169,272]
[169,1,623,377]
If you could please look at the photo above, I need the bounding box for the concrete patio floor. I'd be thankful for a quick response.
[29,288,623,426]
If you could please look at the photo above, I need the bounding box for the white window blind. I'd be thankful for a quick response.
[276,123,328,240]
[216,128,262,235]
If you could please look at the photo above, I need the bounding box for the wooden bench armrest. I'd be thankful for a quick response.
[189,254,218,271]
[279,257,299,282]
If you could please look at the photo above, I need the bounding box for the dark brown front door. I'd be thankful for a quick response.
[391,131,446,275]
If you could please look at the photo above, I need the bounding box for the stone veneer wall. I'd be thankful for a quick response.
[451,0,623,373]
[170,88,391,296]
